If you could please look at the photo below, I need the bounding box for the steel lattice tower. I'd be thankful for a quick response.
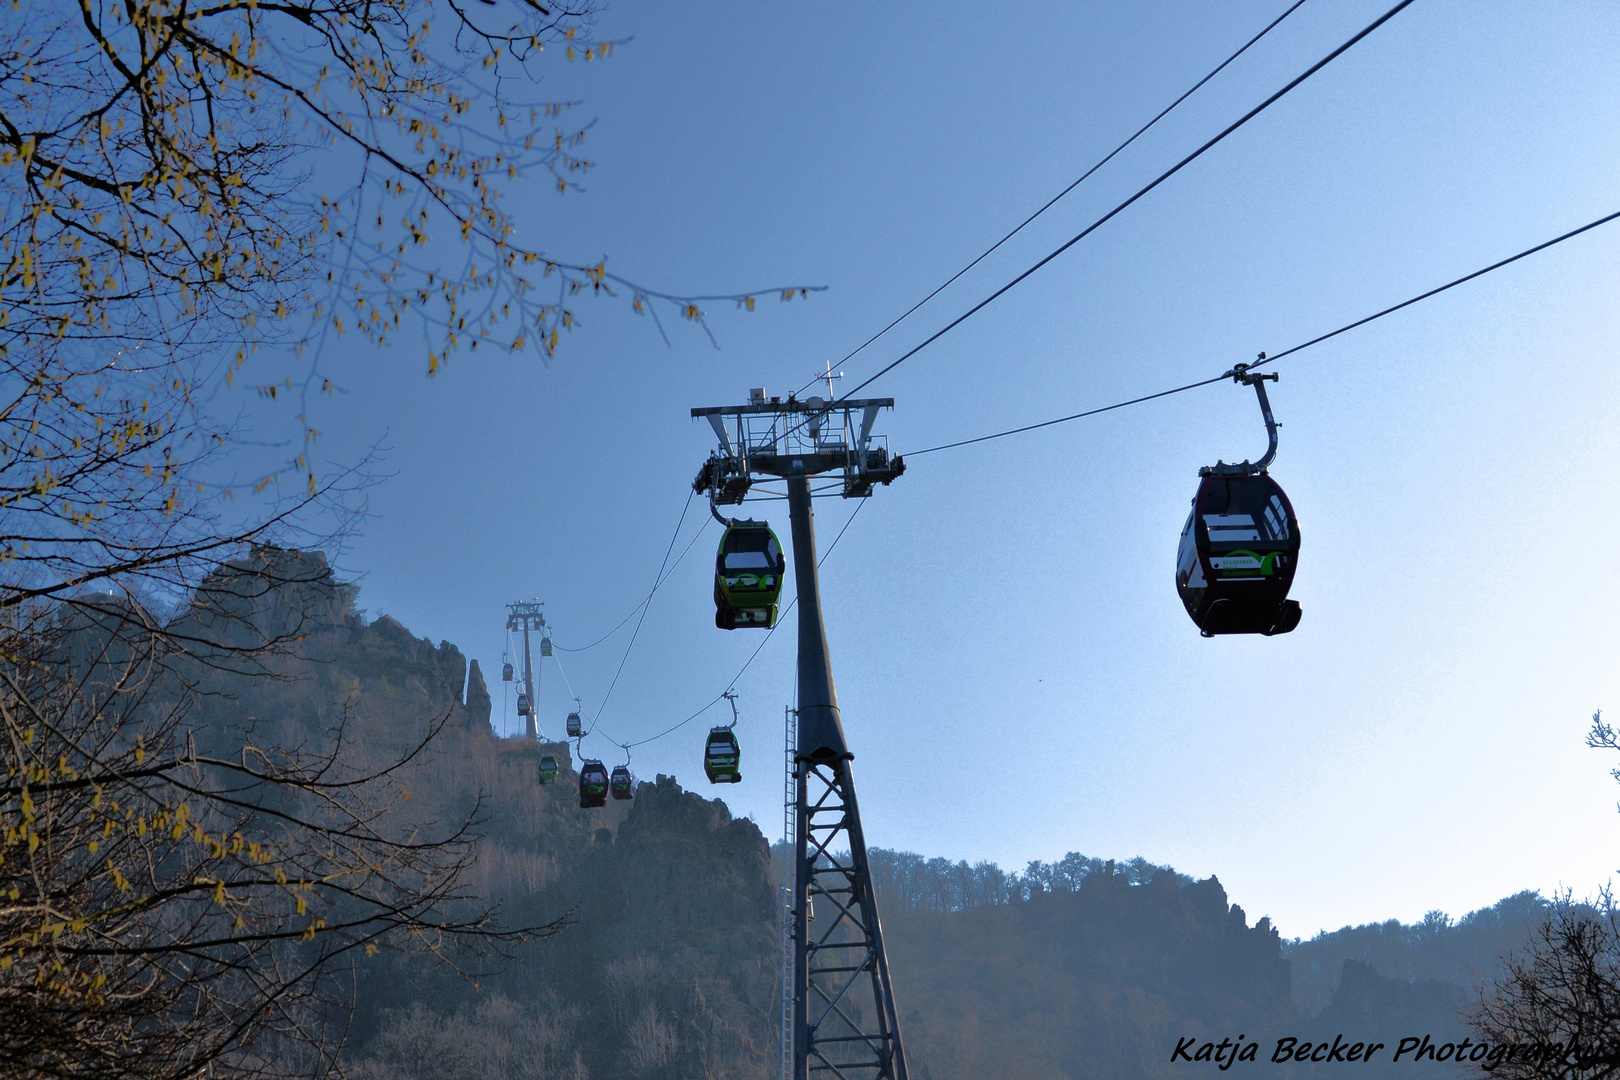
[692,391,908,1080]
[506,600,545,740]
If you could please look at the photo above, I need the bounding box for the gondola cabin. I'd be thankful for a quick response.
[714,520,785,630]
[566,711,582,738]
[502,662,514,682]
[537,754,559,785]
[609,765,634,801]
[578,760,609,808]
[540,636,553,657]
[704,727,741,784]
[517,693,531,717]
[1175,468,1302,636]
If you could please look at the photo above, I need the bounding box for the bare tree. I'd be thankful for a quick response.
[1470,892,1620,1080]
[0,4,818,1075]
[2,0,818,359]
[0,124,550,1080]
[0,0,820,485]
[1470,714,1620,1080]
[1,582,549,1080]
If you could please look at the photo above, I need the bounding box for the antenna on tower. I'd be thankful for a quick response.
[816,359,843,399]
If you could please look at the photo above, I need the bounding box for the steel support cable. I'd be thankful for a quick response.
[554,516,712,653]
[549,523,709,746]
[615,498,868,751]
[908,205,1620,457]
[824,0,1418,412]
[554,524,706,735]
[786,0,1312,402]
[549,647,579,709]
[1246,207,1620,371]
[554,496,709,653]
[908,374,1232,455]
[585,488,697,738]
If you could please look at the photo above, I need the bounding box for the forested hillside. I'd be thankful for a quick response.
[1285,892,1549,1014]
[176,549,779,1079]
[169,550,1548,1079]
[884,870,1293,1080]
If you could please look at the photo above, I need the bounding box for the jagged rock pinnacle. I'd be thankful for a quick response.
[465,659,492,731]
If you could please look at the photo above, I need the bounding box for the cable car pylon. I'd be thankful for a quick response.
[506,600,546,739]
[692,388,907,1080]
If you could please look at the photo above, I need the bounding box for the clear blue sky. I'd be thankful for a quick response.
[256,0,1620,937]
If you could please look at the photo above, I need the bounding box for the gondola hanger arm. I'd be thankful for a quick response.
[1225,355,1280,473]
[709,494,735,528]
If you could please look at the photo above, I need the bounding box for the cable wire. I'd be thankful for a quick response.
[549,648,579,712]
[908,205,1620,456]
[554,518,712,660]
[1247,208,1620,372]
[909,374,1232,456]
[788,0,1311,401]
[587,488,695,735]
[553,513,712,652]
[831,0,1418,408]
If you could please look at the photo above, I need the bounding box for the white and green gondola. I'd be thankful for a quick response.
[713,519,785,630]
[704,727,741,784]
[578,760,609,808]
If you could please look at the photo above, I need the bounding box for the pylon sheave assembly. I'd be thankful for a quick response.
[692,388,910,1080]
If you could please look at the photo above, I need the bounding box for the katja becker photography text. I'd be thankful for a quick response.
[1172,1033,1619,1070]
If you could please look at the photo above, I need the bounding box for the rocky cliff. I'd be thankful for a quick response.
[168,548,778,1079]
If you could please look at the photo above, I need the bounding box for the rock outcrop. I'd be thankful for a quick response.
[161,548,780,1078]
[465,658,492,730]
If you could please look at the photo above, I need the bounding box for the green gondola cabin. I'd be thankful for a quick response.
[704,727,741,784]
[578,760,609,808]
[714,520,785,630]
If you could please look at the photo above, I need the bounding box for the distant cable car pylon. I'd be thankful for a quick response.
[506,600,546,740]
[693,389,908,1080]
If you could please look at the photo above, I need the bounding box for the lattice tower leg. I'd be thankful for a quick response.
[783,705,798,1080]
[792,756,908,1080]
